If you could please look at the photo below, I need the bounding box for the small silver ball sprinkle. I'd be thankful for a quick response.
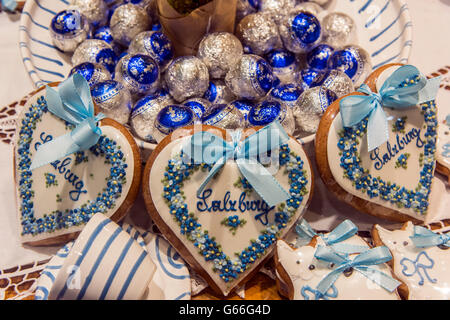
[321,12,356,48]
[164,56,210,103]
[236,12,280,56]
[110,3,151,46]
[197,32,244,79]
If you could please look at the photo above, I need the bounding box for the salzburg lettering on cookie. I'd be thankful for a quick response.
[14,85,141,246]
[316,64,443,223]
[143,125,314,296]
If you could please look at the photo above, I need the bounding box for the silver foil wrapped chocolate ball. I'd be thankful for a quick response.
[321,12,356,48]
[72,39,118,75]
[115,53,160,97]
[129,31,174,71]
[327,45,372,87]
[279,10,322,54]
[291,2,323,16]
[321,69,354,98]
[296,68,327,91]
[266,49,298,84]
[91,80,132,124]
[92,26,121,55]
[259,0,296,23]
[247,99,295,135]
[201,104,244,130]
[225,54,275,100]
[183,98,211,120]
[69,62,111,87]
[110,3,151,47]
[124,0,157,22]
[236,12,280,56]
[50,9,90,52]
[70,0,108,28]
[236,0,260,22]
[164,56,210,103]
[203,80,236,105]
[197,32,244,79]
[130,90,175,143]
[293,86,337,134]
[154,105,196,143]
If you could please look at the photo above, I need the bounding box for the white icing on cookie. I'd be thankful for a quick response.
[15,91,135,244]
[148,134,312,296]
[327,65,441,221]
[276,238,399,300]
[375,222,450,299]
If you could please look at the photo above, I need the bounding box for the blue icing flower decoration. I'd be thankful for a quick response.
[395,153,410,169]
[45,173,58,188]
[161,144,309,283]
[392,117,407,133]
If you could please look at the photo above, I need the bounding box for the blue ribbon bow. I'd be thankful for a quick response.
[181,121,291,207]
[295,219,368,254]
[2,0,17,11]
[410,226,450,248]
[30,74,105,170]
[340,65,441,152]
[313,245,401,296]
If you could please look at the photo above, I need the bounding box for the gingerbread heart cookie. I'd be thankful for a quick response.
[142,122,314,296]
[14,77,141,246]
[372,221,450,300]
[316,64,443,223]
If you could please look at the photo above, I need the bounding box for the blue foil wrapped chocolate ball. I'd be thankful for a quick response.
[69,62,111,87]
[92,26,121,54]
[327,45,372,87]
[296,68,327,90]
[183,98,212,120]
[266,49,298,84]
[225,54,275,100]
[154,105,196,142]
[115,53,160,97]
[201,104,244,130]
[229,100,254,121]
[269,83,304,108]
[90,80,132,125]
[203,80,236,105]
[306,44,334,71]
[129,31,174,71]
[130,90,175,143]
[72,39,118,75]
[279,10,322,54]
[50,9,90,52]
[247,99,295,135]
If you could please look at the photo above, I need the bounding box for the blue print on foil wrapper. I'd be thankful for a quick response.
[255,59,274,94]
[95,48,117,75]
[400,251,437,286]
[301,285,338,300]
[291,12,321,45]
[306,44,334,71]
[51,10,83,35]
[248,100,284,126]
[266,49,296,68]
[204,82,218,103]
[270,83,303,102]
[328,49,359,80]
[17,97,128,236]
[145,32,174,67]
[127,55,159,84]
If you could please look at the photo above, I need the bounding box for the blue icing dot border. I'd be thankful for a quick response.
[337,99,437,216]
[17,96,128,236]
[162,144,309,283]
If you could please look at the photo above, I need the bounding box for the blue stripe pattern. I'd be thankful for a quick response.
[156,237,190,280]
[56,219,112,300]
[117,251,148,300]
[371,22,412,57]
[76,226,122,300]
[174,292,191,300]
[99,237,135,300]
[370,4,409,41]
[365,0,391,28]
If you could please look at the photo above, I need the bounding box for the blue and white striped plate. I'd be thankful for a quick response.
[34,224,191,300]
[19,0,412,89]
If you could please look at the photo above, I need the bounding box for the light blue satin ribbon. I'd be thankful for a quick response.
[181,121,291,207]
[410,226,450,248]
[2,0,17,11]
[30,74,105,170]
[295,219,368,254]
[340,65,441,152]
[314,245,401,296]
